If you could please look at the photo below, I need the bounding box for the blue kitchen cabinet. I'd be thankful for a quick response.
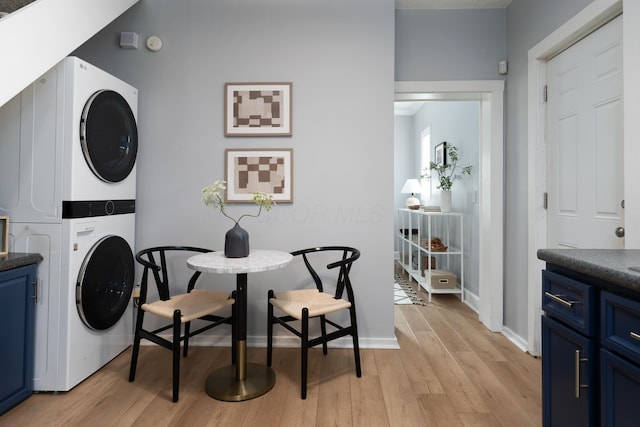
[542,315,596,426]
[600,348,640,427]
[542,270,597,427]
[0,263,37,415]
[541,262,640,427]
[599,290,640,426]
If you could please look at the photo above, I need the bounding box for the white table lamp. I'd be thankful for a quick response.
[401,179,421,210]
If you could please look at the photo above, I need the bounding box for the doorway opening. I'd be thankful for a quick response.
[394,80,505,334]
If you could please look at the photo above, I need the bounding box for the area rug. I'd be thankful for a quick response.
[394,274,426,305]
[394,283,412,304]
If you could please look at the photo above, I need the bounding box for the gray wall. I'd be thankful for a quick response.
[394,115,414,213]
[395,8,507,81]
[72,0,396,345]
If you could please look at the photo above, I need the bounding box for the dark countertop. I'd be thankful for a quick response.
[537,249,640,292]
[0,252,43,272]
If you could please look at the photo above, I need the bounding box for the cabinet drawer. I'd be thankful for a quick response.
[543,270,595,336]
[601,291,640,365]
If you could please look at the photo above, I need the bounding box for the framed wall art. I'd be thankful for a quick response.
[224,148,293,203]
[435,142,447,166]
[224,82,292,136]
[0,216,8,255]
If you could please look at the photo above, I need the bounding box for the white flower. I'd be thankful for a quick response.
[202,180,275,224]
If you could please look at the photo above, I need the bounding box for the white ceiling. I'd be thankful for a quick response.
[396,0,511,9]
[394,101,424,116]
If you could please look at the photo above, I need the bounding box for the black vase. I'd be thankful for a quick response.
[224,222,249,258]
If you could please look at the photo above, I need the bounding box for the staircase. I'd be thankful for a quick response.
[0,0,139,107]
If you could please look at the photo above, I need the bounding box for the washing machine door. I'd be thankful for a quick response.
[76,235,134,331]
[80,90,138,183]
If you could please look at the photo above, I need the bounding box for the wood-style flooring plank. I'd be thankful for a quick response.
[432,297,509,363]
[373,349,426,426]
[458,412,503,427]
[414,330,489,415]
[453,350,539,427]
[275,348,320,427]
[395,306,445,394]
[350,372,389,427]
[316,349,354,426]
[416,393,465,427]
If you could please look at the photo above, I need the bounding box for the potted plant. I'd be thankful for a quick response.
[421,143,472,212]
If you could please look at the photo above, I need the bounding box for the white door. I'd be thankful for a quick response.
[547,15,624,249]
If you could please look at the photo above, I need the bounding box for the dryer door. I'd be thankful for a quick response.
[80,90,138,183]
[76,235,134,330]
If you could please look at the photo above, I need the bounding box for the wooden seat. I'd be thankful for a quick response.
[129,246,235,402]
[267,246,361,399]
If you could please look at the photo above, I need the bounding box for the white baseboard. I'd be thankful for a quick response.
[463,289,480,314]
[143,334,400,349]
[260,335,399,349]
[501,326,530,353]
[462,290,533,355]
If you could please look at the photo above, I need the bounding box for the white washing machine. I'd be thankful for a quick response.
[0,56,138,223]
[1,56,138,391]
[10,214,136,391]
[59,214,135,391]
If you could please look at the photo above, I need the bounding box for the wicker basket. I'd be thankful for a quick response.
[421,237,448,252]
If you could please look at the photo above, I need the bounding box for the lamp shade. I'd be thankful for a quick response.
[401,179,421,209]
[401,179,421,194]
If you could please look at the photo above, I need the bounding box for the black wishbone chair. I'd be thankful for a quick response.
[129,246,236,402]
[267,246,361,399]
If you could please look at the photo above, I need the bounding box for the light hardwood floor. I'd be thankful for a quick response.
[1,271,541,426]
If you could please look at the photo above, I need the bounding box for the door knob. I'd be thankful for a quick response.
[615,227,625,238]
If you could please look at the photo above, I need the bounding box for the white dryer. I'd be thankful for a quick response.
[60,56,138,203]
[0,56,138,223]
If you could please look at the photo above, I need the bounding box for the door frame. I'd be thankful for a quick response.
[395,80,505,333]
[526,0,623,356]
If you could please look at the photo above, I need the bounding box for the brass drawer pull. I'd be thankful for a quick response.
[545,291,575,308]
[630,331,640,342]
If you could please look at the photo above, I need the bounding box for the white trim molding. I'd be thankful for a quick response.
[396,80,505,333]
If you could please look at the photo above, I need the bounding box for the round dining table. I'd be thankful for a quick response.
[187,249,293,401]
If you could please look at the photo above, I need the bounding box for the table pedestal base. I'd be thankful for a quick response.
[205,363,276,401]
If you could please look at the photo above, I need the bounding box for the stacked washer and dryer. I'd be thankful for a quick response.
[0,57,138,391]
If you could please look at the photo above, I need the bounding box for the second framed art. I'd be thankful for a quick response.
[225,148,293,203]
[224,82,292,136]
